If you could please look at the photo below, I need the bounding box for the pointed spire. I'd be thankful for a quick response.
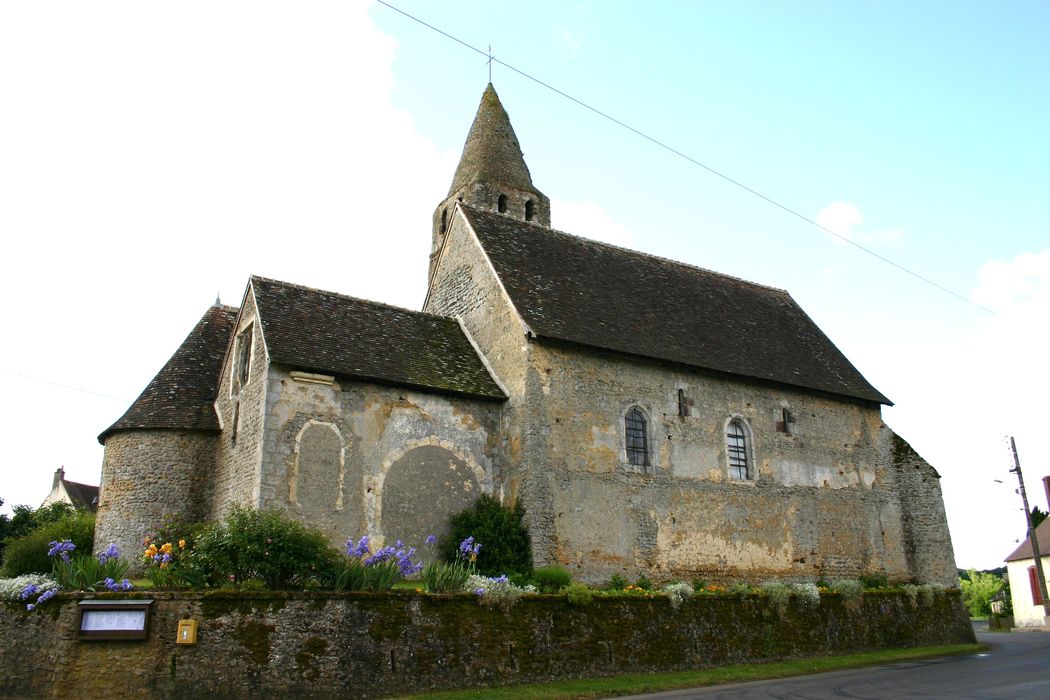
[430,83,551,287]
[448,83,536,196]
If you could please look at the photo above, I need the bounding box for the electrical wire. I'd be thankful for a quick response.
[375,0,995,316]
[0,368,129,403]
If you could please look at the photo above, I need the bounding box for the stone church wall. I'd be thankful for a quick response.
[256,367,502,549]
[424,213,529,397]
[520,341,927,584]
[424,212,533,512]
[884,430,958,585]
[95,430,216,567]
[418,212,954,584]
[210,288,268,519]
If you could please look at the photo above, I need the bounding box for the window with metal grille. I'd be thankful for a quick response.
[625,408,649,467]
[726,419,751,480]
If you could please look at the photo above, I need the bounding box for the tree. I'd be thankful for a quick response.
[1032,506,1048,530]
[2,507,96,577]
[0,500,77,567]
[0,499,8,563]
[960,568,1004,618]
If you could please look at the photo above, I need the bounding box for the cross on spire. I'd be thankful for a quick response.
[487,45,493,83]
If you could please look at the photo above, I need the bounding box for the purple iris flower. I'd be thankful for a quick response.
[346,536,371,559]
[47,540,76,563]
[98,543,120,564]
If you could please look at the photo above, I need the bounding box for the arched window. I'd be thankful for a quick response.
[524,199,534,221]
[440,208,447,234]
[625,407,649,467]
[497,193,508,213]
[726,418,753,480]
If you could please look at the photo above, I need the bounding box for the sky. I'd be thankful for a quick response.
[1,1,1047,571]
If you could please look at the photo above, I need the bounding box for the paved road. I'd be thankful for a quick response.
[612,626,1050,700]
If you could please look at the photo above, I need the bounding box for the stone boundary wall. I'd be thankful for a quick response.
[0,590,975,699]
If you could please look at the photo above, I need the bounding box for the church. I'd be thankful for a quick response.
[95,85,958,585]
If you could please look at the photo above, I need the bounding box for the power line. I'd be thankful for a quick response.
[375,0,995,316]
[0,368,129,403]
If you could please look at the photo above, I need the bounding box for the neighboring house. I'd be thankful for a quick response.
[41,467,99,512]
[94,84,959,585]
[1005,476,1050,628]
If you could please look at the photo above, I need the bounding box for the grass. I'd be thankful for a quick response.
[395,644,984,700]
[392,580,423,591]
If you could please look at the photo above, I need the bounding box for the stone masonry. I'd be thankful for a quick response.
[0,590,975,699]
[96,83,960,585]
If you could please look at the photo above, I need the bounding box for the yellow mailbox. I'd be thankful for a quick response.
[176,619,198,645]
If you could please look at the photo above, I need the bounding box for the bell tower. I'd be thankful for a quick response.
[430,84,550,284]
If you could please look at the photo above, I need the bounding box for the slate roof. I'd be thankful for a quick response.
[1005,517,1050,562]
[250,276,505,400]
[61,479,100,511]
[99,304,239,443]
[461,205,890,405]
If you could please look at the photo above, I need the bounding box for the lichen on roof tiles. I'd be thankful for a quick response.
[250,276,505,400]
[99,304,239,443]
[461,204,889,405]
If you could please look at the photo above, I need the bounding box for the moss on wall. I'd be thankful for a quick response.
[0,590,974,700]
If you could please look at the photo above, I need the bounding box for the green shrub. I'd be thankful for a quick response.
[533,565,571,593]
[1,501,82,566]
[508,572,534,589]
[635,575,653,591]
[2,511,95,577]
[759,581,794,617]
[565,581,593,606]
[188,505,338,589]
[728,582,752,598]
[831,579,864,611]
[439,495,532,577]
[692,579,707,593]
[858,573,888,589]
[226,578,267,592]
[918,583,945,605]
[607,574,628,591]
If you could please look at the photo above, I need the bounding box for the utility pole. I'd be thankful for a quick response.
[1009,436,1050,618]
